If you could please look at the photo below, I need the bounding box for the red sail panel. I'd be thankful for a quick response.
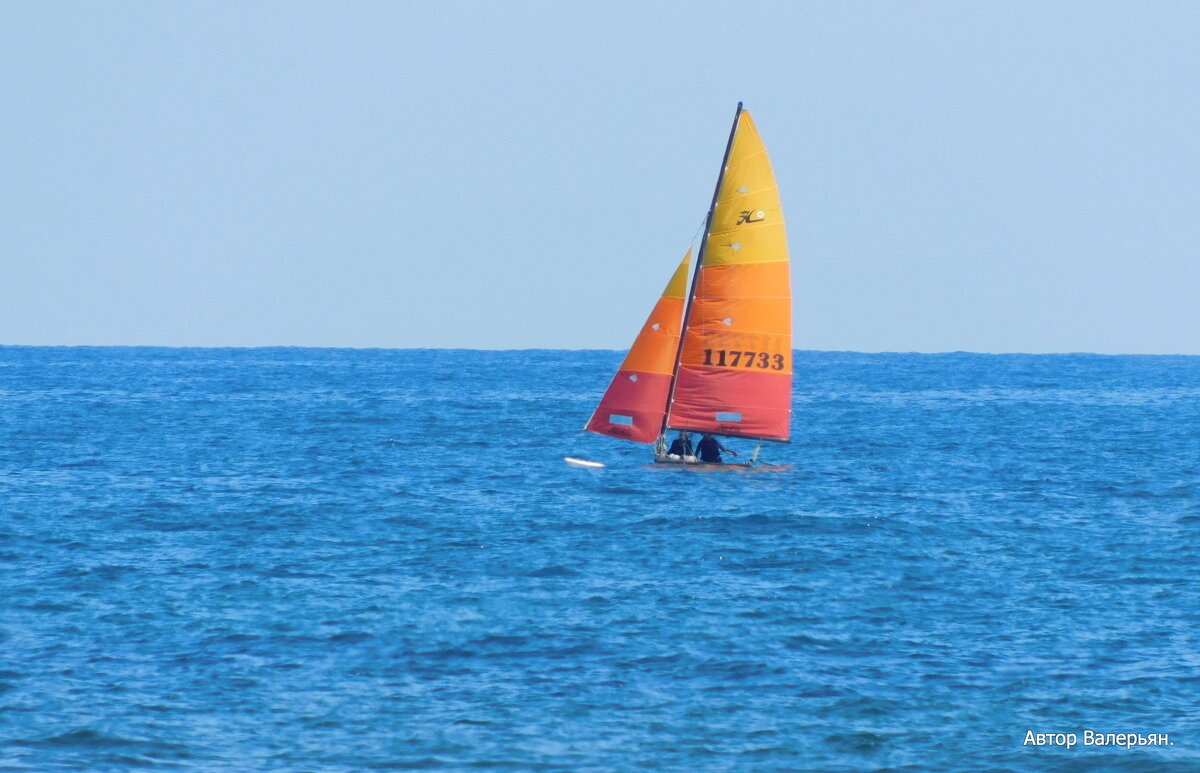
[670,366,792,438]
[584,372,673,443]
[667,110,792,441]
[586,251,690,444]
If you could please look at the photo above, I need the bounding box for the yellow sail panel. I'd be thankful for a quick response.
[703,224,788,267]
[661,249,690,300]
[703,111,788,269]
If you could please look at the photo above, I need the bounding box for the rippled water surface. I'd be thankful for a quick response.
[2,347,1199,771]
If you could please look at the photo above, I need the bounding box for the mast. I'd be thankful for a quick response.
[660,102,743,436]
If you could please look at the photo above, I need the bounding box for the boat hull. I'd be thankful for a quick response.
[652,455,790,471]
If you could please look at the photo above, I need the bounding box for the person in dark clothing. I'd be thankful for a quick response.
[667,432,693,457]
[697,433,738,463]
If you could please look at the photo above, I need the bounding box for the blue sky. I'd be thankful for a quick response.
[2,1,1198,352]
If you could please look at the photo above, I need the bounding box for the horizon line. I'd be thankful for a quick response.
[2,344,1198,357]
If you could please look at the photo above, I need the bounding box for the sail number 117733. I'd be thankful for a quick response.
[703,349,785,370]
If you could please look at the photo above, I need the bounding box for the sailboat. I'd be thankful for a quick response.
[566,103,791,468]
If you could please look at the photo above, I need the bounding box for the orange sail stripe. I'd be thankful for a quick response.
[694,261,790,300]
[687,298,791,340]
[586,250,691,444]
[679,331,791,372]
[666,109,792,442]
[620,295,685,375]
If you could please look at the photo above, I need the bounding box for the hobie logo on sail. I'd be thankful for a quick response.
[736,210,766,225]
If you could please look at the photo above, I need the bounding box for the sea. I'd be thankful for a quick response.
[2,347,1199,772]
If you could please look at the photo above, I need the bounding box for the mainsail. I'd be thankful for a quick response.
[585,251,692,443]
[666,107,792,442]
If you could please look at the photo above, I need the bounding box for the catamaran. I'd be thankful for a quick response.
[566,103,791,468]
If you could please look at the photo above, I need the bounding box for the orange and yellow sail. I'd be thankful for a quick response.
[667,108,792,441]
[586,104,791,446]
[585,250,691,443]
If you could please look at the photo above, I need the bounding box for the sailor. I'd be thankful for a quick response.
[667,431,694,458]
[697,433,738,463]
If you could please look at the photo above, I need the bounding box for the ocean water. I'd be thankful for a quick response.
[2,347,1199,772]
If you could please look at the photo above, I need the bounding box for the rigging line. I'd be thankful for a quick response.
[687,215,707,248]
